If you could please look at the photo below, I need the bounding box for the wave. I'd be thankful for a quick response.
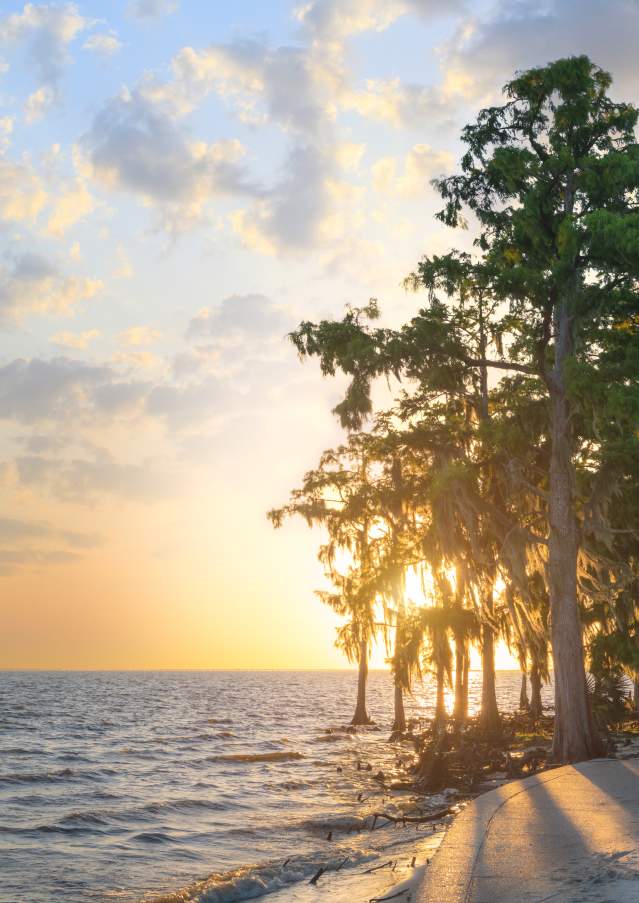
[133,831,176,844]
[312,732,352,743]
[208,752,305,764]
[302,813,371,834]
[148,850,377,903]
[0,767,74,785]
[136,798,227,816]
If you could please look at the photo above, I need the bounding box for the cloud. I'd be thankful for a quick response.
[236,144,337,252]
[83,33,122,57]
[0,115,13,152]
[46,175,95,235]
[341,78,452,128]
[50,329,99,349]
[166,41,338,134]
[0,157,47,222]
[294,0,465,39]
[372,144,453,197]
[117,325,161,346]
[24,85,54,122]
[0,547,80,575]
[113,245,133,278]
[0,357,112,422]
[82,88,260,232]
[127,0,178,21]
[0,516,99,548]
[16,447,172,501]
[231,141,368,253]
[441,0,639,104]
[186,294,292,343]
[0,252,102,322]
[112,350,160,370]
[0,3,89,113]
[0,514,100,574]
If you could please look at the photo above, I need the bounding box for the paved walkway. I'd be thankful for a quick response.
[417,758,639,902]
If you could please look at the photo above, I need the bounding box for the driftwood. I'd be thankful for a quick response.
[370,806,453,830]
[309,867,325,885]
[363,859,393,874]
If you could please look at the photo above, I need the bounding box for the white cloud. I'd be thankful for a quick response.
[24,85,54,122]
[83,33,122,57]
[372,144,453,197]
[440,0,639,104]
[342,77,451,128]
[186,294,292,344]
[0,357,112,422]
[113,245,133,279]
[82,87,260,233]
[46,175,95,235]
[294,0,465,40]
[0,157,47,222]
[16,447,172,501]
[127,0,178,20]
[118,325,161,347]
[0,3,89,118]
[0,116,13,152]
[50,329,99,349]
[0,252,102,322]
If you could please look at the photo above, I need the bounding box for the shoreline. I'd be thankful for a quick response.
[416,756,639,903]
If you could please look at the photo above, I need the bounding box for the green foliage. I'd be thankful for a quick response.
[270,56,639,743]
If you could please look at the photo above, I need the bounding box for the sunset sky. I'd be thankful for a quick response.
[1,0,637,669]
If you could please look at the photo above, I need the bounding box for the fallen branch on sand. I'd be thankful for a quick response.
[363,859,393,874]
[370,807,453,830]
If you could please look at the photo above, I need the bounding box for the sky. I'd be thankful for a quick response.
[0,0,638,670]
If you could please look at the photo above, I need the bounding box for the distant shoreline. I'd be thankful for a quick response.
[0,667,531,673]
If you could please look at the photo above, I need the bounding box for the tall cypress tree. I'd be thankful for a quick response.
[435,56,639,761]
[290,57,639,763]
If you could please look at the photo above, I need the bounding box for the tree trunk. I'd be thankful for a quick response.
[530,665,543,719]
[547,291,601,762]
[519,671,529,710]
[462,650,469,720]
[391,569,407,734]
[480,622,501,733]
[351,639,371,725]
[392,681,406,734]
[479,582,501,735]
[453,634,466,724]
[435,662,446,723]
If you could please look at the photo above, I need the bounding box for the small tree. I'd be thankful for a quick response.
[269,435,380,724]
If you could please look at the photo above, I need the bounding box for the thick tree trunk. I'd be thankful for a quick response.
[530,665,543,718]
[480,623,501,733]
[547,294,601,762]
[351,639,371,725]
[392,681,406,734]
[519,672,529,710]
[435,662,446,723]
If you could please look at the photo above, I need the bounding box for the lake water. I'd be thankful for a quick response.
[0,670,554,903]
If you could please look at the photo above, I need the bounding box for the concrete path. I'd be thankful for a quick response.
[417,758,639,902]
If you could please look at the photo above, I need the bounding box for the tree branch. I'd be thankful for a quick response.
[466,357,537,375]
